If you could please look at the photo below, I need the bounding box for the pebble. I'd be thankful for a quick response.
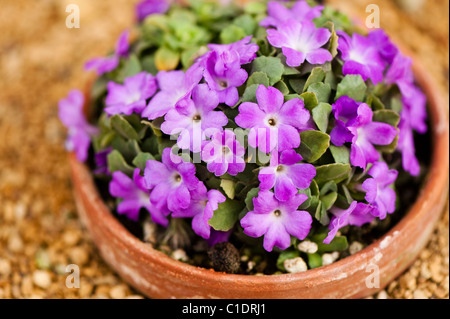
[7,232,24,253]
[322,252,340,266]
[413,289,428,299]
[297,240,318,254]
[32,270,52,289]
[376,290,389,299]
[349,241,364,255]
[283,257,308,273]
[109,284,128,299]
[68,246,89,266]
[0,258,12,277]
[171,249,189,262]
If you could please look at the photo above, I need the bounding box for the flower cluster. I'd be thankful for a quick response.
[59,0,428,271]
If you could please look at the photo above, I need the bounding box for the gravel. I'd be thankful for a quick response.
[0,0,448,299]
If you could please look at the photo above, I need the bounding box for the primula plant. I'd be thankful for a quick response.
[59,0,429,274]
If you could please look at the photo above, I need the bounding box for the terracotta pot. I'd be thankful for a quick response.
[69,47,449,299]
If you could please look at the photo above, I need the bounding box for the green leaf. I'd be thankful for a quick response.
[244,187,259,211]
[276,250,300,272]
[208,199,244,232]
[307,253,322,269]
[121,54,142,78]
[315,201,330,225]
[247,72,270,87]
[107,150,134,175]
[298,130,330,163]
[373,109,400,127]
[274,80,290,95]
[335,75,367,102]
[321,192,338,210]
[367,94,385,110]
[110,115,140,141]
[233,14,257,35]
[312,233,349,253]
[220,179,236,200]
[303,67,326,92]
[314,163,352,186]
[307,82,331,103]
[155,46,180,71]
[312,102,332,133]
[220,25,247,44]
[132,152,155,171]
[300,92,319,111]
[251,56,284,85]
[329,145,350,164]
[289,79,305,94]
[242,84,259,103]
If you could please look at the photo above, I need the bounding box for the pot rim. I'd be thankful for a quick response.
[70,45,449,290]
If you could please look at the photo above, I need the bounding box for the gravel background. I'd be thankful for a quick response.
[0,0,448,299]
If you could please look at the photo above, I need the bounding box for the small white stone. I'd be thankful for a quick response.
[283,257,308,273]
[32,270,52,289]
[349,241,364,255]
[322,252,339,266]
[297,240,318,254]
[376,290,389,299]
[171,249,188,262]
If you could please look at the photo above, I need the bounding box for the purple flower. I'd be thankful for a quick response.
[208,230,232,247]
[172,182,226,239]
[136,0,170,22]
[200,37,258,106]
[368,29,399,65]
[330,96,398,170]
[160,84,228,152]
[337,31,385,84]
[105,72,157,116]
[85,30,130,76]
[323,201,375,244]
[201,130,246,176]
[241,190,312,252]
[397,86,427,176]
[385,53,415,97]
[259,150,316,202]
[385,52,427,176]
[260,1,324,28]
[142,67,203,120]
[235,85,310,153]
[109,168,169,226]
[144,148,199,213]
[94,147,112,175]
[267,20,332,67]
[362,161,398,220]
[207,36,259,65]
[58,89,98,162]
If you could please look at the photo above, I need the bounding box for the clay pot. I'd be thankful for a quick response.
[69,49,449,299]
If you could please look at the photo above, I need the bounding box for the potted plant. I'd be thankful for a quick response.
[60,0,449,298]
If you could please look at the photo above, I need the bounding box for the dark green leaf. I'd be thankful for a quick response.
[107,150,134,176]
[314,163,352,186]
[209,199,245,232]
[335,75,367,102]
[307,82,331,103]
[307,253,322,269]
[303,67,326,92]
[110,115,140,141]
[247,72,270,87]
[312,102,332,133]
[298,130,330,163]
[300,92,319,111]
[244,187,259,211]
[251,56,284,85]
[132,152,155,171]
[329,145,350,164]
